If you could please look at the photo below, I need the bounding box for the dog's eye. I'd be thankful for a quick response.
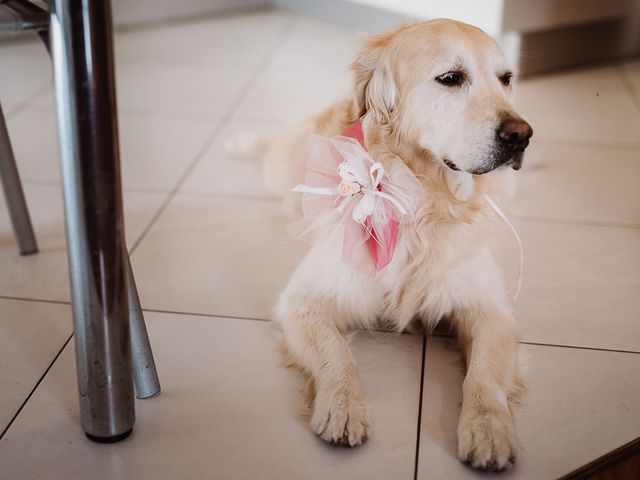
[499,72,513,86]
[436,71,465,87]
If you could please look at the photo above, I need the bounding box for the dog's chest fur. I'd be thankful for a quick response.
[297,181,501,334]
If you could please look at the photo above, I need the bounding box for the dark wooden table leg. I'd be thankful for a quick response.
[49,0,135,442]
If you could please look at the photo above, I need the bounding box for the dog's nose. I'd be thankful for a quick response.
[497,118,533,151]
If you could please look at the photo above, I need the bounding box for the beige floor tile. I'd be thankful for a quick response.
[7,106,218,190]
[0,312,423,480]
[0,39,51,116]
[232,62,352,122]
[0,299,71,434]
[620,58,640,101]
[511,142,640,225]
[131,194,307,319]
[180,119,283,197]
[521,64,626,94]
[118,61,259,118]
[115,9,291,66]
[270,15,361,69]
[516,66,640,145]
[417,337,640,479]
[492,220,640,352]
[34,60,257,119]
[0,184,167,301]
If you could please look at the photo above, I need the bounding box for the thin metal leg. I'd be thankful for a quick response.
[126,253,161,399]
[0,102,38,255]
[37,28,50,54]
[50,0,135,442]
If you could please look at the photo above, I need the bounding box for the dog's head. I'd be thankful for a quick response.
[351,19,532,174]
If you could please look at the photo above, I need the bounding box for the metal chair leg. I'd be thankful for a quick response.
[0,101,38,255]
[40,5,160,401]
[50,0,135,442]
[126,253,161,399]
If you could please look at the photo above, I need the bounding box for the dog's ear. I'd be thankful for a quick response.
[351,33,397,124]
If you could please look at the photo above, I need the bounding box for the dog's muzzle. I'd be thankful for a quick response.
[442,117,533,175]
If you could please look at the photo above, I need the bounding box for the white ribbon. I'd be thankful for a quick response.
[293,148,410,226]
[483,193,524,301]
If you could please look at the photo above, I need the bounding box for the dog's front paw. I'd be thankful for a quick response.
[457,407,518,471]
[310,385,370,447]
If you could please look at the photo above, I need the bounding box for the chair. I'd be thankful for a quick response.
[0,0,160,442]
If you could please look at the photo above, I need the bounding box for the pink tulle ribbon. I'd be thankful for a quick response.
[291,129,421,274]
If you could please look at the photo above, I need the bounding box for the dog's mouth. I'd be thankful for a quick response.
[443,158,460,171]
[443,150,525,175]
[504,150,524,170]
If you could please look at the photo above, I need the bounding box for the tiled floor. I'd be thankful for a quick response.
[1,7,639,480]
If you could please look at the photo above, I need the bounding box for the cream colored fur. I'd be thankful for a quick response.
[263,19,530,472]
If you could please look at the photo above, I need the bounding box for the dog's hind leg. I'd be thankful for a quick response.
[454,300,523,472]
[276,292,370,447]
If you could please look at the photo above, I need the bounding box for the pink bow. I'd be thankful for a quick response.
[292,133,421,274]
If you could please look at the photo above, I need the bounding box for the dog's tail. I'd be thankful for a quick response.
[223,130,270,163]
[225,121,312,216]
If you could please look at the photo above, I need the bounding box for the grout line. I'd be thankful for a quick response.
[167,16,297,192]
[3,84,51,120]
[142,307,269,323]
[127,129,219,254]
[127,15,296,255]
[0,295,271,323]
[531,137,640,151]
[431,331,640,355]
[512,214,640,231]
[413,335,427,480]
[168,189,279,203]
[1,295,637,355]
[20,175,282,202]
[519,341,640,355]
[115,4,288,35]
[616,63,640,112]
[0,333,73,441]
[24,100,236,125]
[0,295,70,306]
[20,178,63,188]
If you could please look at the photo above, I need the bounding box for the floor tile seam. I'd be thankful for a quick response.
[413,335,427,480]
[616,63,640,112]
[19,177,176,196]
[128,14,296,255]
[0,333,73,441]
[518,340,640,355]
[427,333,640,355]
[170,189,279,202]
[531,137,640,150]
[511,214,640,230]
[3,84,51,121]
[0,296,272,322]
[2,297,637,356]
[0,295,70,306]
[113,5,289,35]
[22,100,236,123]
[141,307,269,323]
[16,176,282,202]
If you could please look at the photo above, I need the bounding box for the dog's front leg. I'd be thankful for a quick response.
[278,296,370,446]
[455,301,523,471]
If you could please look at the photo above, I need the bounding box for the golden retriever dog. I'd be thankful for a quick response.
[262,18,532,472]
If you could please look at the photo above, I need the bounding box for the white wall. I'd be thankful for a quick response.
[348,0,505,35]
[112,0,266,27]
[347,0,639,37]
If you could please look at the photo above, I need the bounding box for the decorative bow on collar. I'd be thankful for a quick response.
[291,128,422,274]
